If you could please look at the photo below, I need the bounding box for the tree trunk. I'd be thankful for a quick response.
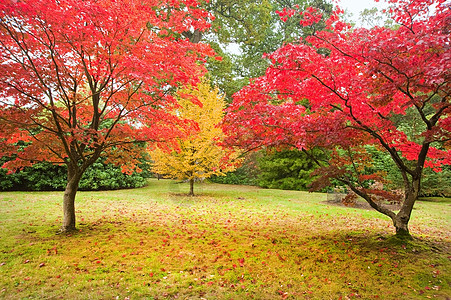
[392,176,421,239]
[189,178,194,196]
[62,166,82,232]
[393,215,411,238]
[345,173,419,239]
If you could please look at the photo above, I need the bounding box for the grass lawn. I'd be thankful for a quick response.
[0,179,450,299]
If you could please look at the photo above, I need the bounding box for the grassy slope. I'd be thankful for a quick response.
[0,179,449,299]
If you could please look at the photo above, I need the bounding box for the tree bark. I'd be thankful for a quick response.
[62,166,82,232]
[393,215,411,238]
[392,175,421,239]
[189,178,194,196]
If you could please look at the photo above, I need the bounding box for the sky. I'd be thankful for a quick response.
[334,0,389,24]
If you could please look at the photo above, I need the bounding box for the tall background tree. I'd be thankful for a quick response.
[201,0,334,187]
[0,0,213,232]
[224,0,451,237]
[151,80,239,196]
[202,0,333,100]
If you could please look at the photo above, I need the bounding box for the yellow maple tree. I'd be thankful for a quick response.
[150,79,240,195]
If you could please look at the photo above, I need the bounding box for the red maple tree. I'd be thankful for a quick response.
[224,0,450,237]
[0,0,213,232]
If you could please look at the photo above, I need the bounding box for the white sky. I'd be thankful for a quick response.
[334,0,389,24]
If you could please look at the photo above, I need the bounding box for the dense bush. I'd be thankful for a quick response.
[211,146,450,197]
[421,166,451,197]
[256,149,319,191]
[209,165,258,186]
[209,152,260,186]
[211,149,320,191]
[367,146,451,197]
[0,158,150,191]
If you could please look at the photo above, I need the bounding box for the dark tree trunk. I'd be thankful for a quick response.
[391,175,421,239]
[62,165,82,232]
[392,203,413,238]
[393,215,410,238]
[189,178,194,196]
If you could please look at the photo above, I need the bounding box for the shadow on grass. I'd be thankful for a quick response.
[331,231,450,255]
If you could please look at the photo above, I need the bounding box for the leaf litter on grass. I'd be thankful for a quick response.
[0,179,450,299]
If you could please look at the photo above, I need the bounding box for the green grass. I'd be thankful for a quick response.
[0,179,450,299]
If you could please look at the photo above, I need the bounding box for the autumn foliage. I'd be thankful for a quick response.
[151,80,240,195]
[224,0,451,236]
[0,0,213,231]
